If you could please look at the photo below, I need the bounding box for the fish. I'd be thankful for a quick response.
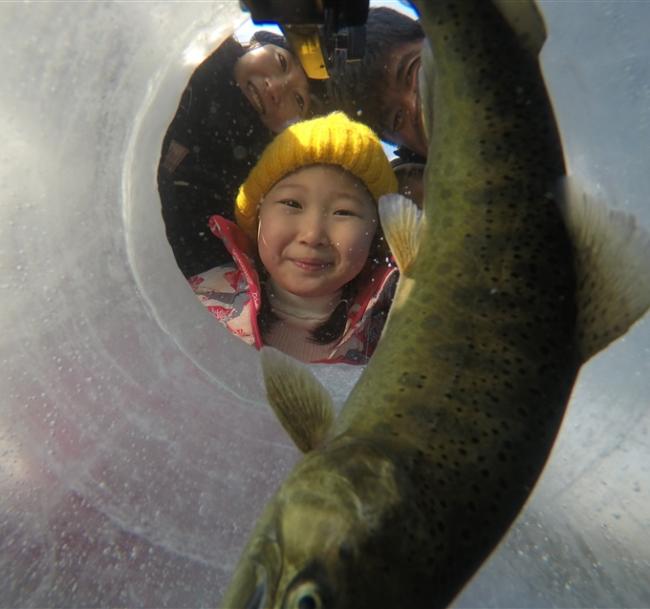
[220,1,650,608]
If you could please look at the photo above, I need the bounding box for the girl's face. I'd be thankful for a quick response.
[234,43,311,133]
[257,165,378,299]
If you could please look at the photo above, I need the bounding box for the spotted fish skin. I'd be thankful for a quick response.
[328,1,577,605]
[222,2,581,608]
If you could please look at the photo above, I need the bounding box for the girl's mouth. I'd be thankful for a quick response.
[246,82,265,116]
[291,259,333,272]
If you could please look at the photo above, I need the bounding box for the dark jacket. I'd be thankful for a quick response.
[158,37,274,277]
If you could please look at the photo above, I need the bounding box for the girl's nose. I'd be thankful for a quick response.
[298,216,329,247]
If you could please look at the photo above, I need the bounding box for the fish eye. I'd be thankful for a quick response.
[286,582,323,609]
[298,595,318,609]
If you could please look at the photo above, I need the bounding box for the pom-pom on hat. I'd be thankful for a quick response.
[235,112,398,242]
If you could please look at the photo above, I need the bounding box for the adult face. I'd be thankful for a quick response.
[378,39,428,158]
[257,165,378,299]
[234,43,311,133]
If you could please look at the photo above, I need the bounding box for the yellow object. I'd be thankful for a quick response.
[283,28,329,80]
[235,112,398,241]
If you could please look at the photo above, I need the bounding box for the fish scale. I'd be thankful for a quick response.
[340,0,576,494]
[337,6,577,603]
[220,1,650,607]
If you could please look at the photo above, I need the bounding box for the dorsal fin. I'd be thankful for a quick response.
[560,178,650,361]
[378,194,423,274]
[260,347,335,452]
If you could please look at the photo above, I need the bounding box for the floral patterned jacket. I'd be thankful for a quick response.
[189,215,398,365]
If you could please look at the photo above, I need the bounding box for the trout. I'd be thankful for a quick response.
[221,1,650,607]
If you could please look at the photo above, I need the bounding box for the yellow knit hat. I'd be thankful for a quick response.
[235,112,398,242]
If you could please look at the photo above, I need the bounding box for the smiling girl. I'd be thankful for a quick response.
[189,112,399,364]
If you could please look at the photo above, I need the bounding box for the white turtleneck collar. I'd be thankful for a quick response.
[266,279,342,325]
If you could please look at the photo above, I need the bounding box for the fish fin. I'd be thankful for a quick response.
[419,39,434,145]
[260,347,335,453]
[378,193,423,274]
[560,177,650,361]
[493,0,547,56]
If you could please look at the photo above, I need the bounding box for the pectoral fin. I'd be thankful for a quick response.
[260,347,335,452]
[379,193,423,274]
[560,178,650,361]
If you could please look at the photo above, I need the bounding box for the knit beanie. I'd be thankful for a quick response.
[235,112,398,242]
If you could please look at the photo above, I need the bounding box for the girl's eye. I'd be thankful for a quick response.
[278,53,288,72]
[334,209,357,217]
[279,199,301,209]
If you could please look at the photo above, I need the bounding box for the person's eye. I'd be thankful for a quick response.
[334,209,358,217]
[406,57,420,87]
[295,92,305,113]
[278,199,301,209]
[278,53,288,72]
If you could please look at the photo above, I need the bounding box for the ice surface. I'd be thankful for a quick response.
[1,1,649,607]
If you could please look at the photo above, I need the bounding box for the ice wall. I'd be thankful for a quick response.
[1,1,649,607]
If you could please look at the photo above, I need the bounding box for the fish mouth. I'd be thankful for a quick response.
[246,81,266,116]
[291,258,333,272]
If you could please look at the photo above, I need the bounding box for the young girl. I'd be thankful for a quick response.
[189,112,399,365]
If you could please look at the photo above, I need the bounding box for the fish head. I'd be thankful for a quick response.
[222,444,406,608]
